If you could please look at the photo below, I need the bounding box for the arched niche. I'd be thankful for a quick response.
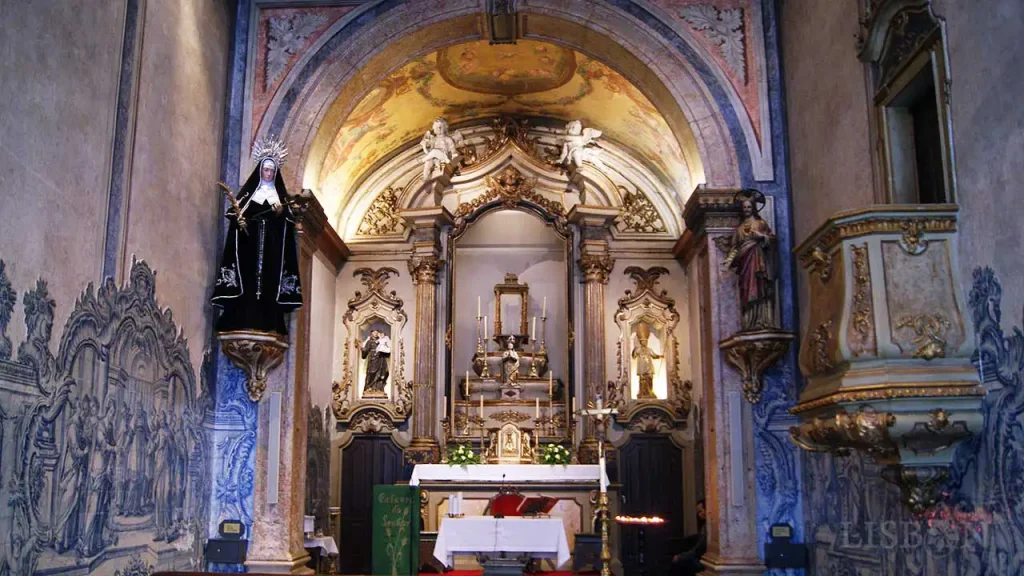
[448,205,572,408]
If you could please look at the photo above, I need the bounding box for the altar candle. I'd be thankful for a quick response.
[532,316,536,340]
[548,372,553,397]
[542,297,547,318]
[478,296,481,318]
[599,453,609,493]
[572,398,576,414]
[480,394,485,418]
[465,371,470,397]
[484,316,488,341]
[535,397,540,419]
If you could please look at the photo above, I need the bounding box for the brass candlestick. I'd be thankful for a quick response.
[440,417,451,463]
[476,315,485,354]
[539,314,548,355]
[599,490,611,576]
[528,337,540,378]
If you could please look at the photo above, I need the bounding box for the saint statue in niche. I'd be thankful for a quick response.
[360,328,391,398]
[501,335,520,386]
[419,117,464,180]
[633,323,662,399]
[212,137,302,336]
[722,189,778,331]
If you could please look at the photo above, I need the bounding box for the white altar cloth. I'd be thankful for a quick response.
[434,517,571,568]
[410,464,600,486]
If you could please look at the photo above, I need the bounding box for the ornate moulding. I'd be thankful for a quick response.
[339,117,680,241]
[790,205,983,512]
[331,268,412,430]
[608,266,692,432]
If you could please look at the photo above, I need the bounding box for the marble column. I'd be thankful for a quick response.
[675,189,764,575]
[245,193,343,574]
[401,207,452,464]
[568,206,618,463]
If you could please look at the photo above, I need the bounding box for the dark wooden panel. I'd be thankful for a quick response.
[618,435,684,576]
[339,436,404,574]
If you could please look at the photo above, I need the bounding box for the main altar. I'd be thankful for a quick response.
[411,463,620,572]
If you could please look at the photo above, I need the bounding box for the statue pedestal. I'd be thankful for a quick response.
[719,330,794,404]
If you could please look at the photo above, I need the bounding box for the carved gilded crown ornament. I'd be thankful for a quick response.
[331,267,412,430]
[450,165,570,240]
[790,205,984,512]
[606,266,692,432]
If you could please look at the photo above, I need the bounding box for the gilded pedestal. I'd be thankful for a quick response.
[790,205,983,512]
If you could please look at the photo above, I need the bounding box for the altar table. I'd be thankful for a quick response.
[409,464,600,485]
[433,517,571,568]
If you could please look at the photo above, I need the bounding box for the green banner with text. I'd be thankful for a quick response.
[371,484,420,576]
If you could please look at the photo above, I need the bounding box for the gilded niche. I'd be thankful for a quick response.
[332,267,412,426]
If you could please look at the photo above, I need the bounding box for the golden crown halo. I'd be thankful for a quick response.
[251,135,288,168]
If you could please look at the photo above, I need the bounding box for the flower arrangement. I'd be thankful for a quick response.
[541,443,572,465]
[448,443,480,466]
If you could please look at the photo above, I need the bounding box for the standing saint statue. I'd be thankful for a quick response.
[722,189,778,331]
[632,323,662,399]
[360,329,391,398]
[501,335,520,386]
[212,137,302,336]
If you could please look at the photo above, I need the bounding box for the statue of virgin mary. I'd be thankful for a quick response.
[212,137,302,335]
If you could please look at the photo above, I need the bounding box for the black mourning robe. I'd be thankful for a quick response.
[212,167,302,335]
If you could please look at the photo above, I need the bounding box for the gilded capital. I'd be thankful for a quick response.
[408,255,443,284]
[577,253,615,284]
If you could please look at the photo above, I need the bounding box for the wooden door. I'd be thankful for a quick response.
[339,435,405,574]
[618,435,684,576]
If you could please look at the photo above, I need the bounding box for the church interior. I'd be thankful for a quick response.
[1,1,1022,575]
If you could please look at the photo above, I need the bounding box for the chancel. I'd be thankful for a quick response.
[3,1,1021,576]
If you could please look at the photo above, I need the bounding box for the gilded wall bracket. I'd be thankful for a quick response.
[719,330,794,404]
[218,330,289,402]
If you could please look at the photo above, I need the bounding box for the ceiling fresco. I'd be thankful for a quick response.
[317,40,691,221]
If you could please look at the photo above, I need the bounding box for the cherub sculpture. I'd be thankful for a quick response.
[556,120,605,172]
[419,117,464,180]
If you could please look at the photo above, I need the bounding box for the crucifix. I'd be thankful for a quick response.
[580,391,616,576]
